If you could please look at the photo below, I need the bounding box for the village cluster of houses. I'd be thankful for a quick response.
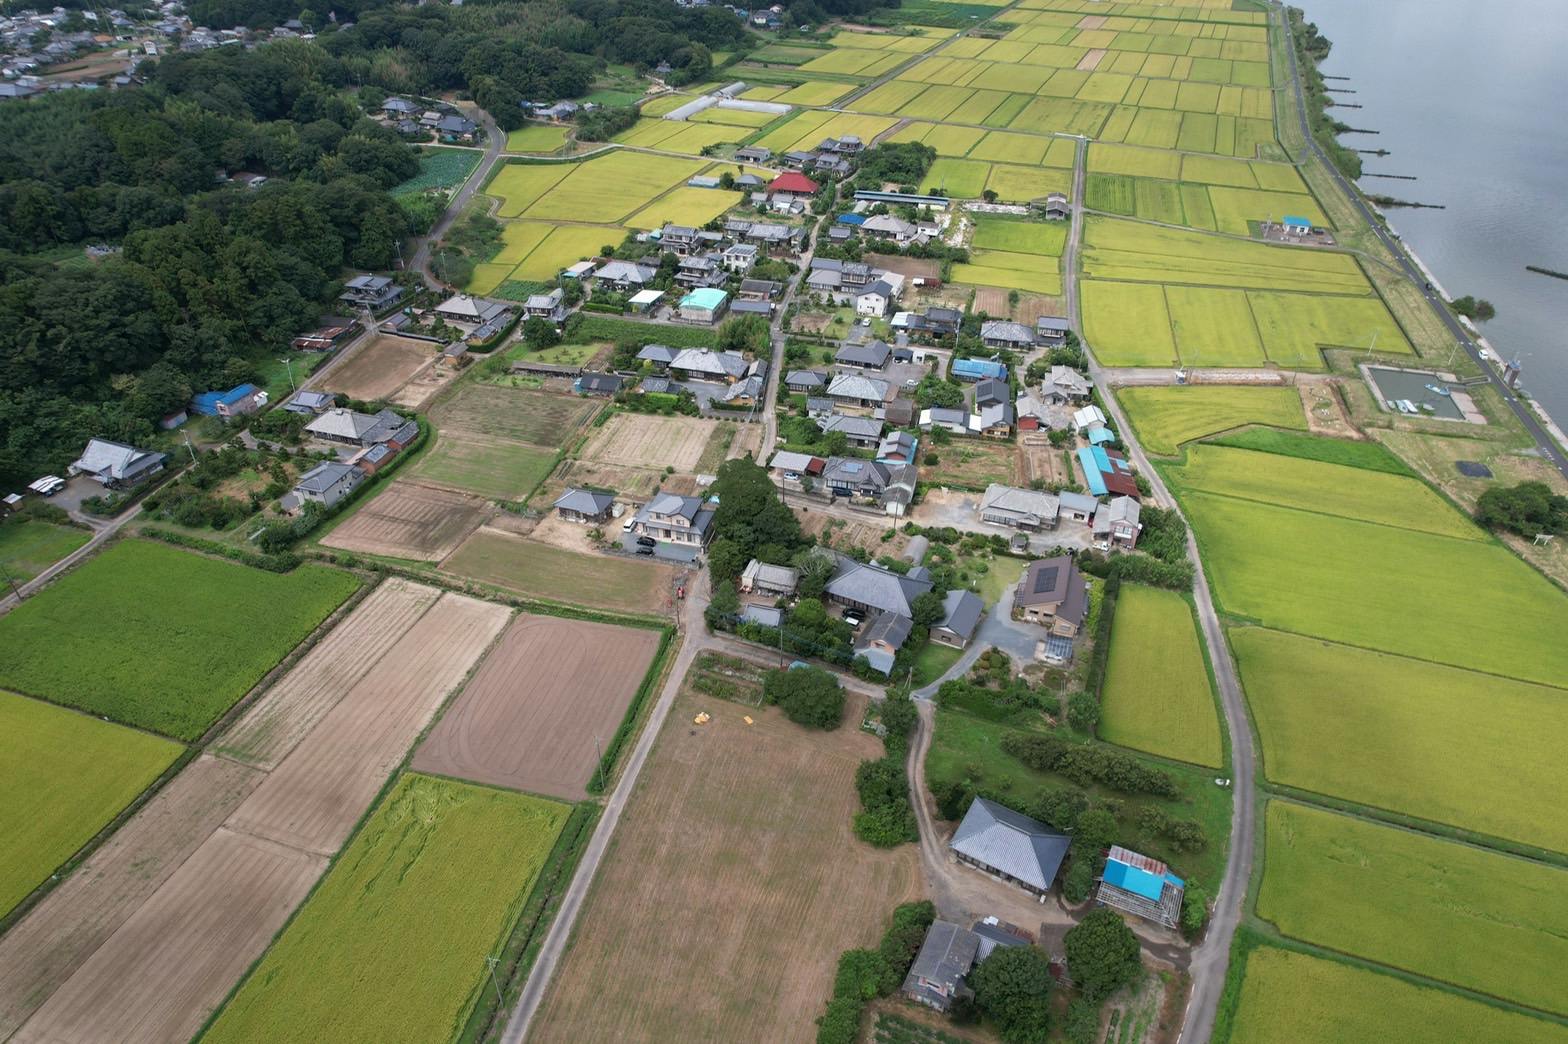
[377,97,479,144]
[280,406,421,513]
[903,797,1185,1012]
[0,4,152,95]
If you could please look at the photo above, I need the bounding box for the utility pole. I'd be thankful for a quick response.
[484,955,504,1007]
[278,357,296,391]
[181,432,197,466]
[1363,329,1379,361]
[0,560,22,604]
[593,733,603,791]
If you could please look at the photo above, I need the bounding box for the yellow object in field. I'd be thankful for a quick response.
[743,716,754,726]
[694,712,711,725]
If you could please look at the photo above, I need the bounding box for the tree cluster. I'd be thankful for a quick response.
[1062,908,1141,1003]
[968,945,1055,1044]
[1475,480,1567,536]
[815,901,936,1044]
[762,664,845,729]
[1000,733,1179,799]
[852,690,917,847]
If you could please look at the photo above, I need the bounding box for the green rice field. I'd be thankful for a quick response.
[1232,628,1568,852]
[625,186,745,230]
[0,541,359,740]
[1168,445,1484,540]
[1175,490,1568,687]
[1116,385,1306,455]
[0,690,182,918]
[1259,801,1568,1015]
[205,774,569,1044]
[0,519,90,583]
[504,124,569,153]
[970,216,1067,255]
[1222,947,1568,1044]
[1099,586,1222,768]
[411,435,558,502]
[513,151,705,223]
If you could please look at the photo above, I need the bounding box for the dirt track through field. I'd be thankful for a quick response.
[11,829,326,1044]
[413,614,661,799]
[6,592,512,1043]
[531,691,920,1043]
[216,578,443,769]
[321,480,488,561]
[0,755,264,1038]
[225,592,511,855]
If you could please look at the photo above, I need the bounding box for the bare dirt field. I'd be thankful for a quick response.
[389,356,460,409]
[797,508,911,558]
[923,440,1021,490]
[972,287,1010,317]
[532,688,921,1043]
[215,578,443,770]
[1019,433,1069,486]
[442,527,679,617]
[321,479,489,561]
[322,335,435,401]
[728,421,764,461]
[4,592,511,1043]
[11,828,326,1044]
[548,459,665,499]
[430,383,597,447]
[1076,47,1107,70]
[1014,294,1068,326]
[224,592,510,856]
[865,253,941,283]
[1300,379,1360,439]
[413,614,661,799]
[580,413,722,472]
[0,755,265,1038]
[524,510,606,553]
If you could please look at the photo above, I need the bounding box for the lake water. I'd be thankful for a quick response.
[1300,0,1568,427]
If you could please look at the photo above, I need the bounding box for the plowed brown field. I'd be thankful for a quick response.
[215,578,443,769]
[531,690,921,1043]
[5,591,513,1043]
[0,755,264,1037]
[579,413,719,472]
[413,614,661,799]
[321,480,488,561]
[323,334,434,401]
[11,828,326,1044]
[224,591,510,855]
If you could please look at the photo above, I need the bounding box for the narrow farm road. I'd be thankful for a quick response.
[501,576,710,1044]
[410,104,505,290]
[0,506,137,615]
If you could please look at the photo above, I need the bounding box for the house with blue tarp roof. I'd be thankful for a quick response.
[950,358,1007,382]
[191,383,264,420]
[1096,845,1184,927]
[836,213,866,226]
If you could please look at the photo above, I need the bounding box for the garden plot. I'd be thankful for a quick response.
[1225,947,1566,1044]
[1232,628,1568,852]
[204,775,568,1044]
[1099,586,1221,768]
[580,412,723,472]
[532,689,920,1043]
[1116,385,1305,455]
[1259,801,1568,1015]
[0,692,181,920]
[432,382,597,446]
[323,334,433,402]
[414,613,662,799]
[320,480,490,561]
[441,528,678,617]
[0,540,358,740]
[411,431,557,501]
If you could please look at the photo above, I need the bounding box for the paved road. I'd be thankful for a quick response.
[1274,5,1568,477]
[1057,87,1255,1043]
[760,239,817,461]
[410,104,505,289]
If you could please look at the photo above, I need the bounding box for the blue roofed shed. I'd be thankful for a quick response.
[1096,845,1185,928]
[1076,447,1108,496]
[1282,215,1312,233]
[191,383,263,419]
[1086,425,1116,446]
[836,213,866,226]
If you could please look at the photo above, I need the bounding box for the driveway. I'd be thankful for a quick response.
[911,490,1095,553]
[617,534,701,564]
[913,587,1044,701]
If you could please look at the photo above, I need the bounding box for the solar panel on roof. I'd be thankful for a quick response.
[843,461,862,473]
[1033,566,1059,593]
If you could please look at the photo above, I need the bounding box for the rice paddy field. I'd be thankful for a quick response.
[0,541,359,740]
[1116,385,1307,455]
[1221,946,1568,1044]
[1258,801,1568,1016]
[952,213,1067,294]
[204,773,569,1044]
[1098,585,1222,768]
[0,691,182,918]
[1232,628,1568,852]
[504,124,569,153]
[511,151,705,222]
[1086,173,1325,234]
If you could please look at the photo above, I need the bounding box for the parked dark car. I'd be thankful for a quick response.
[636,546,656,556]
[636,535,657,547]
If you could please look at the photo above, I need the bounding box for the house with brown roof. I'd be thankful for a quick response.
[1014,555,1089,636]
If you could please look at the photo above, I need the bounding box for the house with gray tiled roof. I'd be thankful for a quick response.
[553,487,615,523]
[949,797,1071,896]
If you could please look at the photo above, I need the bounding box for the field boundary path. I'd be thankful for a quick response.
[1273,5,1568,477]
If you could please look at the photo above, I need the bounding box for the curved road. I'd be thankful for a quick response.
[1275,4,1568,478]
[410,104,506,289]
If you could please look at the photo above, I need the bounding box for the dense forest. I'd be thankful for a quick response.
[0,46,414,489]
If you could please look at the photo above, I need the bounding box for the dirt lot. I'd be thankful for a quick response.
[728,421,764,461]
[389,356,461,409]
[0,756,264,1038]
[865,253,941,283]
[797,508,910,558]
[548,459,666,499]
[580,413,723,472]
[1018,433,1069,486]
[533,688,920,1042]
[321,480,489,561]
[972,287,1010,317]
[323,335,436,402]
[3,592,511,1044]
[216,579,443,770]
[1013,293,1068,326]
[1300,378,1360,439]
[430,383,597,447]
[441,527,680,617]
[923,440,1021,490]
[413,614,661,799]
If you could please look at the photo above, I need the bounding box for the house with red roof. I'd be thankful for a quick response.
[766,172,819,201]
